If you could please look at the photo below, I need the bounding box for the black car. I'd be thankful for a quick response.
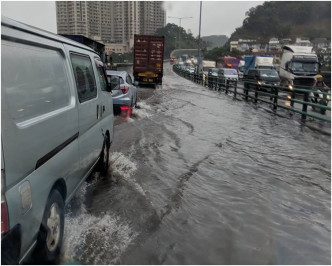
[246,69,280,91]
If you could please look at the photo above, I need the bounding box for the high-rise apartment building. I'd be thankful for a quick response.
[56,1,165,54]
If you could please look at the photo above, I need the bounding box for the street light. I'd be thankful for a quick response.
[168,16,193,49]
[197,1,202,72]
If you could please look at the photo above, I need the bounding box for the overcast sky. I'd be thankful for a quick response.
[1,1,264,38]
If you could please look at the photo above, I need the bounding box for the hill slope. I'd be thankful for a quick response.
[230,1,331,42]
[202,35,228,49]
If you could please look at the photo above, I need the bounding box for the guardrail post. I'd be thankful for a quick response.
[254,87,258,104]
[301,92,309,121]
[244,81,249,101]
[225,79,229,95]
[234,81,237,99]
[290,91,295,107]
[273,86,278,110]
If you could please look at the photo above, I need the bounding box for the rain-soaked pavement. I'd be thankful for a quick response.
[59,64,331,265]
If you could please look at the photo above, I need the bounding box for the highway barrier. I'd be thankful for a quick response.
[173,65,331,124]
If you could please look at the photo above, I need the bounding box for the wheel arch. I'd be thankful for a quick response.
[50,178,67,202]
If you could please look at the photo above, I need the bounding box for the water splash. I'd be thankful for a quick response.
[132,101,152,119]
[109,152,145,196]
[61,180,137,264]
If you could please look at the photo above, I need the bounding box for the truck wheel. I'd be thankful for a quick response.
[98,135,110,174]
[35,189,64,263]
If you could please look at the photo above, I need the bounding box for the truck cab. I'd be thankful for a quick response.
[279,45,319,87]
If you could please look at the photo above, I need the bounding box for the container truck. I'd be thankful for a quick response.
[279,45,319,88]
[243,55,274,77]
[133,34,164,86]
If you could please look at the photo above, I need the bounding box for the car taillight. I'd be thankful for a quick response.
[1,170,9,234]
[120,85,129,94]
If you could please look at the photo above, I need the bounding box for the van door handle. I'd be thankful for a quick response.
[102,105,105,113]
[97,105,99,119]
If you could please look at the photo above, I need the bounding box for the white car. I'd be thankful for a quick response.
[218,68,239,81]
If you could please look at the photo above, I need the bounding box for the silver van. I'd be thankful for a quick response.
[1,17,117,264]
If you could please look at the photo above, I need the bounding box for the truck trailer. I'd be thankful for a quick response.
[133,34,164,86]
[243,55,274,77]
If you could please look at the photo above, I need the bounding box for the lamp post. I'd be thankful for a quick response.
[197,1,202,72]
[168,16,192,49]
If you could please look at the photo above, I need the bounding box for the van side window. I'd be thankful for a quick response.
[95,62,108,91]
[1,41,71,123]
[70,53,97,102]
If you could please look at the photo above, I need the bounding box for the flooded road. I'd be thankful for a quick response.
[60,64,331,264]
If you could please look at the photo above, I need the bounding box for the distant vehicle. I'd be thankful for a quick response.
[243,55,274,77]
[238,60,245,79]
[189,67,195,74]
[1,16,117,264]
[206,68,220,86]
[279,45,319,88]
[218,68,239,81]
[170,56,176,65]
[106,70,138,111]
[245,69,281,92]
[216,56,237,69]
[208,68,219,77]
[133,34,164,87]
[202,60,216,81]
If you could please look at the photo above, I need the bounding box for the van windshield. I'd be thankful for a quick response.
[259,70,279,78]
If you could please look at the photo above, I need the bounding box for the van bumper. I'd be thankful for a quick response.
[1,224,21,264]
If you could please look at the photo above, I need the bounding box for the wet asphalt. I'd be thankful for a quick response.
[58,64,330,265]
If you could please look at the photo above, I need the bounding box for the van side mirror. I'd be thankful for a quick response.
[134,81,139,86]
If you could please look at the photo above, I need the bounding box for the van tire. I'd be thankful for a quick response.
[34,189,64,264]
[98,135,110,175]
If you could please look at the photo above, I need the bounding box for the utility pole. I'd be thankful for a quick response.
[197,1,202,72]
[168,16,192,49]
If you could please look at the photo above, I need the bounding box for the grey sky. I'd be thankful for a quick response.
[1,1,263,38]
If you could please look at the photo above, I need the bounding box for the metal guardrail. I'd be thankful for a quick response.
[173,65,331,123]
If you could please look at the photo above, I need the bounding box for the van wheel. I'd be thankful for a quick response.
[35,189,64,263]
[98,135,110,174]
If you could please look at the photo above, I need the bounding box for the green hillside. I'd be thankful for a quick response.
[230,1,331,42]
[202,35,228,49]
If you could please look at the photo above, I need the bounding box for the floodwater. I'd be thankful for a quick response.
[59,64,331,265]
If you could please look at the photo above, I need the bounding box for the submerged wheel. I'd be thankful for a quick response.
[98,135,110,174]
[35,189,64,263]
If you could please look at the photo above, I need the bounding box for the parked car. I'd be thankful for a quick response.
[106,70,138,111]
[1,16,117,264]
[245,69,281,91]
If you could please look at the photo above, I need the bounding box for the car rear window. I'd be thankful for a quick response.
[107,75,124,89]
